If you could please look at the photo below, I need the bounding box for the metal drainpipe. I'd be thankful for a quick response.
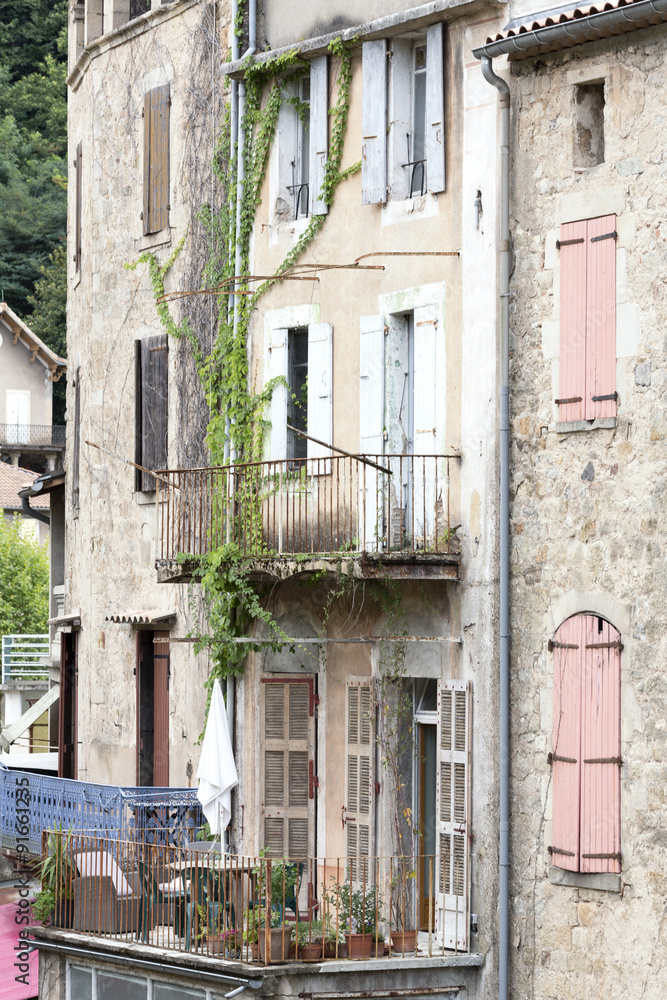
[480,53,510,1000]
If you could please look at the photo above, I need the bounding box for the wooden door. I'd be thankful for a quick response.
[58,632,78,779]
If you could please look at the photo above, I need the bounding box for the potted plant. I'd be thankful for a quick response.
[32,825,75,928]
[258,906,293,963]
[296,920,323,962]
[243,905,260,961]
[327,879,384,959]
[252,850,299,963]
[389,861,418,954]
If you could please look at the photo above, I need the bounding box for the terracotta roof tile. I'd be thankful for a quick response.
[0,463,50,510]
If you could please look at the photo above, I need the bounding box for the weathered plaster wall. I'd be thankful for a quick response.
[65,1,229,786]
[0,318,53,427]
[507,27,667,1000]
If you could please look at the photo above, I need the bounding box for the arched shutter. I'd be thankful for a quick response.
[346,678,374,881]
[551,615,583,872]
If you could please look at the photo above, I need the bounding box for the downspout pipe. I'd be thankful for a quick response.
[480,53,510,1000]
[20,495,50,525]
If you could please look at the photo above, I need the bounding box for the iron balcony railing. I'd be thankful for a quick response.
[2,634,49,683]
[46,834,471,961]
[0,423,65,448]
[0,766,203,855]
[157,454,460,563]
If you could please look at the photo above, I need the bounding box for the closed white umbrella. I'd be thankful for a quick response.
[197,680,238,840]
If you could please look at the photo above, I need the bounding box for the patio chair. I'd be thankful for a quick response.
[73,851,140,934]
[137,859,187,944]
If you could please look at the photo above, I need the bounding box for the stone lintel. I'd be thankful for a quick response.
[548,866,622,893]
[556,417,617,434]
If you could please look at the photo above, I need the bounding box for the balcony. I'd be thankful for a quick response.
[0,423,65,451]
[156,454,460,582]
[2,634,49,683]
[43,834,474,966]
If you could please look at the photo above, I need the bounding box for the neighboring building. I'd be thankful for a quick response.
[0,462,50,547]
[0,304,66,474]
[472,1,667,998]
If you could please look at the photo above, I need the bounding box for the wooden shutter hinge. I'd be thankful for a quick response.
[548,845,576,856]
[584,756,622,765]
[590,230,618,243]
[547,752,577,765]
[309,687,319,716]
[375,781,381,795]
[582,852,621,861]
[548,640,579,651]
[140,211,144,220]
[586,640,623,650]
[554,397,582,405]
[556,237,584,249]
[591,392,618,403]
[309,760,319,799]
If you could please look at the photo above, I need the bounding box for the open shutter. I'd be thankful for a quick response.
[361,40,387,205]
[412,305,437,546]
[558,219,588,423]
[144,86,170,234]
[586,215,617,420]
[266,328,288,460]
[261,678,315,859]
[309,56,328,216]
[551,615,582,872]
[425,24,445,194]
[75,142,82,272]
[140,334,168,490]
[307,323,333,463]
[346,678,374,881]
[359,315,385,551]
[580,616,621,874]
[435,680,470,951]
[153,631,170,787]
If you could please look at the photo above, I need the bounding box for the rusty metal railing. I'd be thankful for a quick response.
[156,454,460,563]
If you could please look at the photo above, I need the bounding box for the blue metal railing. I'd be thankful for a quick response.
[2,634,50,683]
[0,764,203,855]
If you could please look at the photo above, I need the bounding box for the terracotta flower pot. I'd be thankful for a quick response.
[258,926,293,963]
[298,942,324,962]
[344,933,374,959]
[390,930,417,954]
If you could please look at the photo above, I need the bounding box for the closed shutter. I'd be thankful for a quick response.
[306,323,333,462]
[75,142,82,272]
[153,631,170,787]
[144,85,170,234]
[558,219,587,423]
[346,678,374,881]
[361,40,387,205]
[266,328,288,460]
[261,678,315,859]
[435,680,470,951]
[139,335,169,490]
[586,215,617,420]
[309,56,328,216]
[72,368,81,508]
[551,615,582,872]
[425,24,445,194]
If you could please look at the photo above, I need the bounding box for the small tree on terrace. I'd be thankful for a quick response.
[0,516,49,635]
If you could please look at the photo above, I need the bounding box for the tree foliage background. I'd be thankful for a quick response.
[0,515,49,634]
[0,0,68,421]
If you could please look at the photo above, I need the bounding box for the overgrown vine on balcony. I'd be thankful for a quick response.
[129,33,361,693]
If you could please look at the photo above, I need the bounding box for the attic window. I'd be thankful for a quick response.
[574,83,605,168]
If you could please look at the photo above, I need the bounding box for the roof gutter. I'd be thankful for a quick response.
[472,0,667,59]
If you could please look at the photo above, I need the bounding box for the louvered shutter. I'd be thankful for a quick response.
[307,323,333,465]
[266,328,288,460]
[140,335,168,490]
[75,142,82,272]
[558,219,587,423]
[361,40,387,205]
[153,631,170,787]
[586,215,617,420]
[551,615,582,872]
[580,616,621,874]
[72,368,81,508]
[425,24,445,194]
[413,305,438,546]
[309,56,328,216]
[261,678,315,859]
[345,678,374,882]
[144,85,170,234]
[359,316,385,551]
[435,680,470,951]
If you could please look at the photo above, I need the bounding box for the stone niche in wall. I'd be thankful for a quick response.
[262,613,320,673]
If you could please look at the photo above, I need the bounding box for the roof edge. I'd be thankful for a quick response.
[0,303,67,380]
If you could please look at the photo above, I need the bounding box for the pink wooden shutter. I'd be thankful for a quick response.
[551,615,583,872]
[558,220,588,423]
[585,215,617,420]
[580,616,621,874]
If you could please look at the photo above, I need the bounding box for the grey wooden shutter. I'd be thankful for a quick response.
[435,680,470,951]
[412,305,438,546]
[144,86,170,234]
[309,56,329,216]
[307,323,333,463]
[140,334,168,490]
[261,678,315,859]
[346,678,374,881]
[425,24,445,194]
[361,40,387,205]
[153,631,170,787]
[72,368,81,509]
[75,142,82,272]
[266,328,288,460]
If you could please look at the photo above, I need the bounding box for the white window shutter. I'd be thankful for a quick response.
[359,315,385,455]
[435,680,471,951]
[306,323,333,461]
[309,56,329,216]
[425,23,446,194]
[362,40,387,205]
[413,304,437,455]
[346,678,375,881]
[266,327,288,460]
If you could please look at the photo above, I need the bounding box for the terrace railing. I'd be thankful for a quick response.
[157,454,460,563]
[46,834,471,959]
[2,634,49,683]
[0,424,65,449]
[0,766,203,855]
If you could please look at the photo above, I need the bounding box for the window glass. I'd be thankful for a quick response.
[287,329,308,459]
[153,985,206,1000]
[97,972,146,1000]
[412,44,427,164]
[69,966,93,1000]
[415,678,438,713]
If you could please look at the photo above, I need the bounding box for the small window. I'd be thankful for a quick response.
[289,77,310,219]
[129,0,150,20]
[574,83,605,168]
[408,43,427,196]
[287,328,308,459]
[143,85,170,234]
